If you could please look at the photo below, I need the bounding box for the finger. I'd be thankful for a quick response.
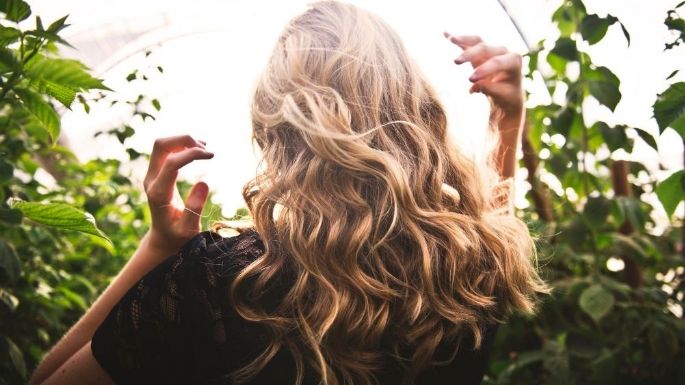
[180,181,209,231]
[443,32,483,49]
[469,79,511,100]
[147,147,214,204]
[145,135,205,187]
[455,43,507,67]
[469,53,522,83]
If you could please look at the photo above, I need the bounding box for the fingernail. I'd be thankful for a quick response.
[443,31,450,38]
[469,73,480,82]
[455,56,465,64]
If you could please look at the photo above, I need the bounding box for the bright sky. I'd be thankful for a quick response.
[29,0,685,219]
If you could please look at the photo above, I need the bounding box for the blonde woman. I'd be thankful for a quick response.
[30,2,547,385]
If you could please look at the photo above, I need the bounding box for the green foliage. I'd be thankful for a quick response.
[9,199,111,244]
[0,2,169,382]
[485,1,685,384]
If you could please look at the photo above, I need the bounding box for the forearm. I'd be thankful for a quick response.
[489,110,524,179]
[28,232,176,385]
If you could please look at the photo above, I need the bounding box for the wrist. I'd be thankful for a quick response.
[490,108,523,141]
[143,230,181,261]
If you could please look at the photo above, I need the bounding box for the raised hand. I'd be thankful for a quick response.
[443,33,524,123]
[143,135,214,255]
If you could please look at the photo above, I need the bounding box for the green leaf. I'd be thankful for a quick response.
[0,0,31,22]
[24,29,73,48]
[0,336,26,379]
[579,284,614,323]
[619,21,631,46]
[152,98,161,111]
[648,322,679,361]
[0,47,21,72]
[666,69,679,80]
[0,208,22,225]
[0,25,20,46]
[25,56,110,108]
[583,196,610,228]
[611,233,650,263]
[0,158,12,182]
[0,239,20,284]
[656,169,685,217]
[587,67,621,111]
[9,199,112,244]
[653,82,685,136]
[14,88,60,143]
[550,37,578,61]
[632,127,658,151]
[596,122,628,152]
[47,15,70,34]
[0,288,19,312]
[580,14,611,45]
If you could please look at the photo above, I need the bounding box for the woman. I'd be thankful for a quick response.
[29,2,547,384]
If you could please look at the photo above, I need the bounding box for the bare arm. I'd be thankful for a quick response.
[29,135,213,385]
[489,110,524,179]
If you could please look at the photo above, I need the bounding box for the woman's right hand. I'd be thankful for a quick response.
[142,135,214,256]
[443,33,525,126]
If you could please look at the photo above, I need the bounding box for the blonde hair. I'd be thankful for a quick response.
[225,2,548,384]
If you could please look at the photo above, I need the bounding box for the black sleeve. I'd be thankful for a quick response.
[90,231,226,385]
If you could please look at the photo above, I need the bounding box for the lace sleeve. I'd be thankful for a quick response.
[90,231,261,385]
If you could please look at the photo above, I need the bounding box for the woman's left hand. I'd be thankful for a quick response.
[444,33,524,123]
[143,135,214,256]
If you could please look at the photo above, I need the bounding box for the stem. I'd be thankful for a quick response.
[610,160,643,288]
[521,118,555,222]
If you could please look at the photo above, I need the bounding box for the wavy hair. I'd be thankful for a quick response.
[225,2,548,384]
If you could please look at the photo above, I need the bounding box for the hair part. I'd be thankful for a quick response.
[224,2,549,384]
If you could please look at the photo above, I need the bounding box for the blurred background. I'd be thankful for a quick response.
[27,0,684,215]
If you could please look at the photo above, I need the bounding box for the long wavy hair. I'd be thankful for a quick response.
[226,2,548,384]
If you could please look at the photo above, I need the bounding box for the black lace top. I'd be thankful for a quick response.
[91,230,498,385]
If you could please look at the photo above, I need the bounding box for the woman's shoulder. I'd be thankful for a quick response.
[177,228,265,278]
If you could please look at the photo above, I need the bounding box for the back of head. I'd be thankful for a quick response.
[230,2,548,384]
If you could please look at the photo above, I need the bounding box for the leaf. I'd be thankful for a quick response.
[0,288,19,312]
[580,14,611,45]
[0,0,31,22]
[618,21,631,46]
[611,233,650,263]
[47,15,70,34]
[587,67,621,111]
[0,25,20,46]
[653,82,685,136]
[24,29,73,48]
[0,158,12,182]
[14,88,60,143]
[583,196,610,228]
[550,37,578,61]
[596,122,628,152]
[0,239,21,284]
[152,98,161,111]
[667,69,679,80]
[25,56,110,106]
[656,169,685,217]
[648,322,679,361]
[0,47,21,72]
[579,284,614,323]
[0,208,22,225]
[632,127,658,151]
[9,199,112,244]
[0,336,26,379]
